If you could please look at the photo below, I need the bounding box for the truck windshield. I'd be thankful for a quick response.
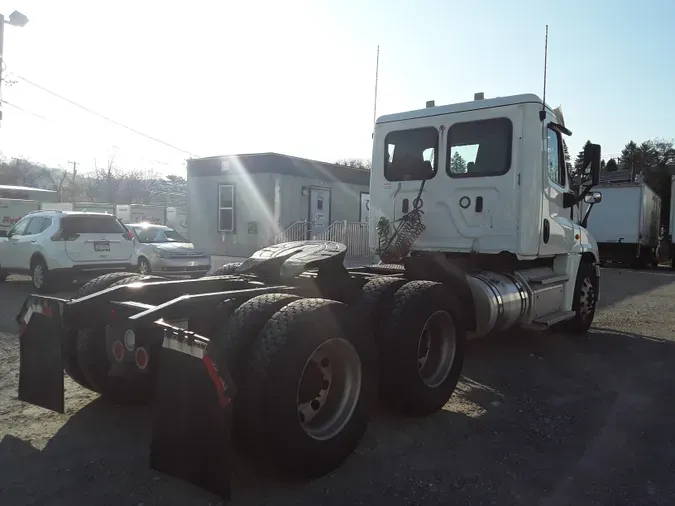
[132,227,188,243]
[384,127,438,181]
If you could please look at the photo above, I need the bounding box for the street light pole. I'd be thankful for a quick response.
[0,10,29,126]
[1,14,6,123]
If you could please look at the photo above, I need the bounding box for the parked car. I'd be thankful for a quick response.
[0,210,135,292]
[125,222,211,278]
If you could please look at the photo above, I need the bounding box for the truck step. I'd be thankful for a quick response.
[528,274,568,285]
[533,311,576,326]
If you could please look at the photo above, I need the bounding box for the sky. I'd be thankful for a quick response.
[0,0,673,177]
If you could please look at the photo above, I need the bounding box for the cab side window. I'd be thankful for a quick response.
[8,217,31,237]
[546,127,566,187]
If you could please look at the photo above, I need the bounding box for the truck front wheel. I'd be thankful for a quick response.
[558,262,598,336]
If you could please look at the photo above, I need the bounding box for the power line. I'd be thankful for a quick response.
[10,73,199,158]
[1,98,51,122]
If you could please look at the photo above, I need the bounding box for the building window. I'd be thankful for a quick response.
[446,117,512,178]
[218,184,235,232]
[384,127,438,182]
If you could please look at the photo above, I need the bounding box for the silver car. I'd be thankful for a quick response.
[126,223,211,278]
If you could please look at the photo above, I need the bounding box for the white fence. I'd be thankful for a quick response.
[313,220,371,258]
[272,220,371,259]
[272,220,312,244]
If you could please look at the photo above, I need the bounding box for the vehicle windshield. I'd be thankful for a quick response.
[132,227,188,244]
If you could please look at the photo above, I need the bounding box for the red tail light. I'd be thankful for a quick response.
[50,230,80,241]
[123,230,134,241]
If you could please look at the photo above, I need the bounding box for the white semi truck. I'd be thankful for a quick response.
[16,92,602,501]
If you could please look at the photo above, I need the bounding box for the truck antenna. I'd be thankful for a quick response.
[539,25,549,121]
[373,45,380,132]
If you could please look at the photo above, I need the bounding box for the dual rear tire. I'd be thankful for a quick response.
[211,279,465,478]
[69,273,167,404]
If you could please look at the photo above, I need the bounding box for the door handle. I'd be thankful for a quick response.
[31,240,37,243]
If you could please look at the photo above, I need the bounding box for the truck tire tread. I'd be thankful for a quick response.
[358,276,407,393]
[207,262,243,276]
[238,298,377,478]
[381,280,466,416]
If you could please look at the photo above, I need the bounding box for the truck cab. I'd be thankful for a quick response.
[369,93,602,336]
[370,93,600,259]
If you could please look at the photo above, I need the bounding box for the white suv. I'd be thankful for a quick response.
[0,210,136,292]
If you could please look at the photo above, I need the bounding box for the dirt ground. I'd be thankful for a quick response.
[2,267,675,506]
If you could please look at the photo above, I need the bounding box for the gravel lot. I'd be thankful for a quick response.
[2,268,675,506]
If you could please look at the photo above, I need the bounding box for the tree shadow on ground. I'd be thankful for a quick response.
[2,327,675,506]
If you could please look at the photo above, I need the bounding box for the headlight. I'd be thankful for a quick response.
[153,249,172,258]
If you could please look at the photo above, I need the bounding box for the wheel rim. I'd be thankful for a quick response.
[139,260,149,274]
[33,264,44,288]
[579,276,596,320]
[296,338,362,441]
[417,310,457,388]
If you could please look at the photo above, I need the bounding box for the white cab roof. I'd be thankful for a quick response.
[376,93,553,124]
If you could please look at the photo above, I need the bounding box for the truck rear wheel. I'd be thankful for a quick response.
[358,276,407,394]
[380,281,466,416]
[211,293,302,377]
[238,298,377,478]
[65,272,138,390]
[208,293,302,447]
[75,274,166,403]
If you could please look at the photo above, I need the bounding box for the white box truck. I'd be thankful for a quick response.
[585,181,660,267]
[166,206,188,238]
[116,204,166,225]
[667,175,675,268]
[0,198,41,232]
[41,202,116,215]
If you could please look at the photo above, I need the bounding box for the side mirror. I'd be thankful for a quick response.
[582,143,601,186]
[583,191,602,204]
[0,230,7,238]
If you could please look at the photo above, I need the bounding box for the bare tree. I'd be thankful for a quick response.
[335,158,372,170]
[120,168,162,204]
[84,156,124,203]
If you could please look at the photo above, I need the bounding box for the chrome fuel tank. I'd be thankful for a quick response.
[467,271,529,338]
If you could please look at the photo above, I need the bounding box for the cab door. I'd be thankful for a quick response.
[539,125,577,256]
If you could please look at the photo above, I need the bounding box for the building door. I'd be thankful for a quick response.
[360,192,370,223]
[309,187,331,237]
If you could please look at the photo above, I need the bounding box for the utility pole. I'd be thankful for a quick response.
[68,161,77,202]
[0,11,29,127]
[1,14,6,124]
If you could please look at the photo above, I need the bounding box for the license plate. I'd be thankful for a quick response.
[94,242,110,252]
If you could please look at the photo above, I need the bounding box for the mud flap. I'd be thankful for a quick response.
[17,296,66,413]
[150,331,236,501]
